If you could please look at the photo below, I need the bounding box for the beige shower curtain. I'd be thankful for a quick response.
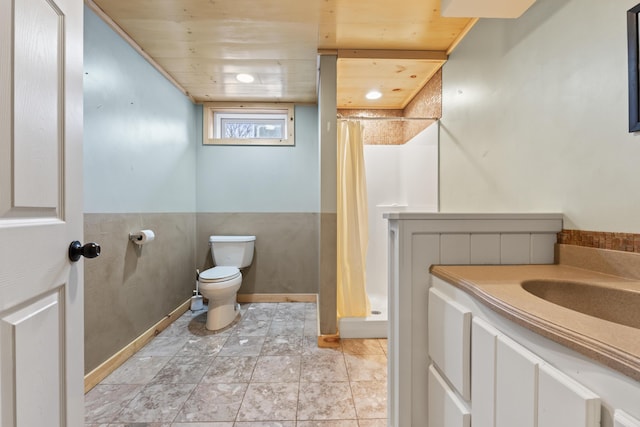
[337,120,370,319]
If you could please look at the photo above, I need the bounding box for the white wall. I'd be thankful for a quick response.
[196,105,319,213]
[440,0,640,232]
[401,123,439,210]
[364,124,439,298]
[83,7,197,214]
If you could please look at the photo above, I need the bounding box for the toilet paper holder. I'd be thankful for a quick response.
[128,229,155,245]
[129,232,144,242]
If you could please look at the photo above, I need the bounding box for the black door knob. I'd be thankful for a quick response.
[68,241,101,262]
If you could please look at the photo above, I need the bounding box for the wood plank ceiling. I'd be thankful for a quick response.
[88,0,475,109]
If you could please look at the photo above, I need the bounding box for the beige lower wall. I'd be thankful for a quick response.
[319,213,337,335]
[196,213,319,294]
[84,211,325,374]
[84,213,196,373]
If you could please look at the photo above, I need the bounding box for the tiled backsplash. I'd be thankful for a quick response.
[558,229,640,253]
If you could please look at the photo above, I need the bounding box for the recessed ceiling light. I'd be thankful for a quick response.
[366,90,382,100]
[236,73,254,83]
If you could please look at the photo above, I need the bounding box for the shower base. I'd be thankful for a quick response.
[338,294,388,339]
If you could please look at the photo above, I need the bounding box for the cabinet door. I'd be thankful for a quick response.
[538,363,600,427]
[495,335,542,427]
[428,364,471,427]
[472,318,500,427]
[615,410,640,427]
[428,287,471,400]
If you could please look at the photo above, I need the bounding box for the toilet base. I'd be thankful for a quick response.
[205,295,240,331]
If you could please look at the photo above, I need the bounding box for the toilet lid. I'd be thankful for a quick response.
[199,266,241,282]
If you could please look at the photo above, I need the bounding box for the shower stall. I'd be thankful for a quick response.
[339,121,439,338]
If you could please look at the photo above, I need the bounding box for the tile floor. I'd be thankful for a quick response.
[85,302,388,427]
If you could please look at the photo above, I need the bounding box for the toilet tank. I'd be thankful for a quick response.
[209,235,256,268]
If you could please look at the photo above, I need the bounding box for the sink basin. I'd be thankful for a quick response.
[521,279,640,329]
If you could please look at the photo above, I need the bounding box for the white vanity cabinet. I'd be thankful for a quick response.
[471,318,498,427]
[430,275,611,427]
[428,287,471,400]
[495,334,543,427]
[537,364,601,427]
[615,410,640,427]
[428,364,471,427]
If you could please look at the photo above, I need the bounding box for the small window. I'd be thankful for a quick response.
[203,103,295,146]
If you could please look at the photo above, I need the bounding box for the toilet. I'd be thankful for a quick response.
[198,235,256,331]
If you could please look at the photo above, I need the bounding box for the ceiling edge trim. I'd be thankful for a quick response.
[446,17,479,56]
[84,0,195,103]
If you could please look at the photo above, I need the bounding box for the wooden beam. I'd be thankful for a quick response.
[318,49,339,56]
[338,49,448,61]
[317,334,342,348]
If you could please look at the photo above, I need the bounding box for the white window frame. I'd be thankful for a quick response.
[203,102,295,146]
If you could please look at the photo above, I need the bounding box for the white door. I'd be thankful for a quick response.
[0,0,86,425]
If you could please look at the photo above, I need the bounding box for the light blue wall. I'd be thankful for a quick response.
[196,104,320,213]
[83,7,197,214]
[84,6,319,214]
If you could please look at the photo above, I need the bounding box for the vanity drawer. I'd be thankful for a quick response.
[538,363,600,427]
[496,334,543,427]
[428,364,470,427]
[615,410,640,427]
[428,286,471,400]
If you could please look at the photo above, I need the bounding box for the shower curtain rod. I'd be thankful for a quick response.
[337,116,437,121]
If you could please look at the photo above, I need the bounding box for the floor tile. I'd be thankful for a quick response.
[201,356,258,384]
[158,313,193,337]
[172,423,233,427]
[341,339,385,355]
[251,355,301,383]
[243,304,278,322]
[175,335,228,357]
[268,319,304,336]
[302,336,343,356]
[358,419,389,427]
[377,339,388,355]
[114,383,196,423]
[275,303,307,319]
[171,423,233,427]
[202,356,258,384]
[296,421,359,427]
[344,354,387,382]
[351,380,387,419]
[297,382,356,420]
[84,384,142,424]
[234,422,295,427]
[218,336,265,356]
[105,423,171,427]
[300,354,349,382]
[261,335,303,355]
[187,311,237,337]
[101,356,171,385]
[173,383,247,422]
[233,319,272,336]
[85,302,387,426]
[150,356,213,384]
[236,383,299,421]
[303,320,318,337]
[137,336,192,357]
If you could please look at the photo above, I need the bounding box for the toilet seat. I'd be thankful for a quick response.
[199,266,241,283]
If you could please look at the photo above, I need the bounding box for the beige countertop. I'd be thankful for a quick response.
[430,263,640,382]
